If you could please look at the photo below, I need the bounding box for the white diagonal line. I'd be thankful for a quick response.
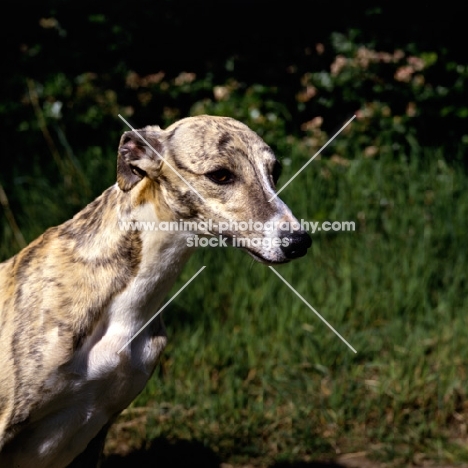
[268,266,357,353]
[117,266,206,354]
[118,114,206,202]
[269,114,356,202]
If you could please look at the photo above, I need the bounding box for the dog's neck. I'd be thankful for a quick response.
[61,182,196,329]
[116,184,196,321]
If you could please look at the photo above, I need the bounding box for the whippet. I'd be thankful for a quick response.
[0,115,311,467]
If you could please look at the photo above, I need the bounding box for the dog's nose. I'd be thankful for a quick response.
[279,230,312,259]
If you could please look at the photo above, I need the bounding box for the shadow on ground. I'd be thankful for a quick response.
[103,437,348,468]
[103,438,219,468]
[270,462,346,468]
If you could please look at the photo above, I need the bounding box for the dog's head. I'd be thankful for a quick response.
[117,115,311,264]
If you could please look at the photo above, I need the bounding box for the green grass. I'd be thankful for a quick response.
[2,141,468,466]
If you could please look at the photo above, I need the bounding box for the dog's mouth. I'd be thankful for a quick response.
[241,247,291,265]
[219,235,292,265]
[204,230,311,265]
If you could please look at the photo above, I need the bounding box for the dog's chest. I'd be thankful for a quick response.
[72,255,186,405]
[38,241,191,466]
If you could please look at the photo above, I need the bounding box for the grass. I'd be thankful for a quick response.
[1,136,468,467]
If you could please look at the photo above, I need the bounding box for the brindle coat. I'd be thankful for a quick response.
[0,115,311,467]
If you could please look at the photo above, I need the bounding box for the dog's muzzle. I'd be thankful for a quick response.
[279,230,312,259]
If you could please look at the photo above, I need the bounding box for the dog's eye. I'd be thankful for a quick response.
[272,161,282,185]
[206,169,234,185]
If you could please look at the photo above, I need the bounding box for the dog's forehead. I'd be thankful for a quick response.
[165,116,276,165]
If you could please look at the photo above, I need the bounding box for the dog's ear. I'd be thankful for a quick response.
[117,128,165,191]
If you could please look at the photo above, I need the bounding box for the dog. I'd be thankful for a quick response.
[0,115,311,467]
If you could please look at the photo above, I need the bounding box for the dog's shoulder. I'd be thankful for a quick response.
[0,185,145,436]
